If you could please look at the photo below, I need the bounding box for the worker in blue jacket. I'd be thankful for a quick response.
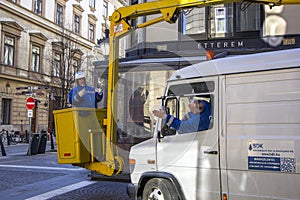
[152,99,211,133]
[68,71,103,108]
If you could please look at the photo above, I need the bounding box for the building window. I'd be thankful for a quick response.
[102,23,106,38]
[33,0,43,15]
[54,53,61,77]
[32,45,40,72]
[89,23,95,42]
[56,3,64,26]
[103,1,108,18]
[183,4,261,38]
[183,8,206,35]
[1,98,12,125]
[72,59,79,79]
[215,8,226,33]
[73,59,79,69]
[89,0,95,8]
[4,35,15,66]
[9,0,17,3]
[74,14,80,34]
[236,3,261,32]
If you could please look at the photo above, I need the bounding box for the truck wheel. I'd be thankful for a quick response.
[142,178,177,200]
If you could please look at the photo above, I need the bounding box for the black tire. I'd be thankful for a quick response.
[142,178,178,200]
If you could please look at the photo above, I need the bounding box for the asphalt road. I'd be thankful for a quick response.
[0,142,133,200]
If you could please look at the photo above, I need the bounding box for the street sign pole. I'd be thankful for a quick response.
[29,114,32,138]
[27,115,32,155]
[26,97,35,156]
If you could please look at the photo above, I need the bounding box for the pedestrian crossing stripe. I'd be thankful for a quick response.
[24,181,96,200]
[0,164,85,171]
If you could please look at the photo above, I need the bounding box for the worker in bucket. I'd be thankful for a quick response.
[68,71,103,108]
[152,99,211,133]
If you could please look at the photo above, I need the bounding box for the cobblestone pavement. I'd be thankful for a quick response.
[49,181,131,200]
[0,168,64,191]
[0,142,133,200]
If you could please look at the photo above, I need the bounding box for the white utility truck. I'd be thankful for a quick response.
[128,48,300,200]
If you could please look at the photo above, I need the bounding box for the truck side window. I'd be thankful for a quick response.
[161,81,214,135]
[179,95,213,131]
[161,98,177,136]
[165,98,177,117]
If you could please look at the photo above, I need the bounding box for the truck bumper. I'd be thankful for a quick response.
[127,183,138,199]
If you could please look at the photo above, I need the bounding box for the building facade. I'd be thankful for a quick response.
[95,3,300,144]
[0,0,126,133]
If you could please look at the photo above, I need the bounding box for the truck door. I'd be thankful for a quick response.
[156,77,221,200]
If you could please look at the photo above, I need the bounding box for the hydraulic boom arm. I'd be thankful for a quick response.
[104,0,300,175]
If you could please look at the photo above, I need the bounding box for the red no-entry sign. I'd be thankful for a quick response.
[26,97,35,110]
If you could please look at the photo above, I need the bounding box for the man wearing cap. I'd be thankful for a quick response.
[152,99,211,133]
[68,71,103,108]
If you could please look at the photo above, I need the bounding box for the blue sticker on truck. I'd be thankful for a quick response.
[248,140,296,173]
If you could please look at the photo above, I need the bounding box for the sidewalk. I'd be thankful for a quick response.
[0,139,131,182]
[1,140,56,157]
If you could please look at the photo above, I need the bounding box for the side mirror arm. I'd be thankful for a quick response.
[157,130,164,142]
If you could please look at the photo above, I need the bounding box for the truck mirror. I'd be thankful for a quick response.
[165,107,170,114]
[157,130,164,142]
[161,124,176,137]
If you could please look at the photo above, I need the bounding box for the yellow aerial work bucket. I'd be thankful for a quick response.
[53,108,106,164]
